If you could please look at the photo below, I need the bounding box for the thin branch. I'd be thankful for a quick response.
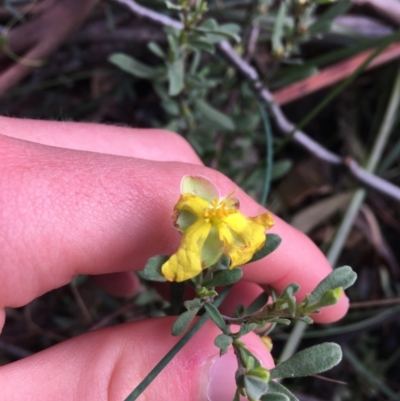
[112,0,400,203]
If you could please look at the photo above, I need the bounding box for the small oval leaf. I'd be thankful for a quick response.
[204,303,229,334]
[244,375,269,400]
[204,267,243,288]
[261,393,289,401]
[195,99,235,131]
[267,381,299,401]
[138,255,169,282]
[247,234,282,264]
[109,53,159,79]
[270,343,342,379]
[171,308,199,336]
[308,266,357,304]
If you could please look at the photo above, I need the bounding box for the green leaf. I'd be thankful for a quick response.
[214,333,233,354]
[244,375,269,400]
[171,308,200,336]
[260,393,289,401]
[204,302,229,334]
[188,38,215,53]
[280,283,300,298]
[164,0,183,10]
[271,159,293,181]
[234,323,258,339]
[264,317,290,326]
[271,0,287,56]
[308,0,352,36]
[148,42,165,59]
[138,255,168,282]
[236,346,261,368]
[264,382,298,401]
[184,298,202,311]
[215,254,231,271]
[204,267,243,288]
[307,266,357,304]
[168,58,184,96]
[195,99,235,131]
[270,343,342,379]
[247,234,282,264]
[108,53,159,79]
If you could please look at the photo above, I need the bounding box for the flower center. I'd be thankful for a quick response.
[203,197,237,224]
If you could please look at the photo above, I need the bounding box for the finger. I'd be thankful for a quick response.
[0,116,203,163]
[0,117,202,297]
[0,318,274,401]
[0,133,347,325]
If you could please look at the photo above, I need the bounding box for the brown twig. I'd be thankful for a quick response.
[350,297,400,308]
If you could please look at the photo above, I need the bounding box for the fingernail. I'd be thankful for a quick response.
[206,351,238,401]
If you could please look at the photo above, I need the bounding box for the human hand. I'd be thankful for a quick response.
[0,116,349,401]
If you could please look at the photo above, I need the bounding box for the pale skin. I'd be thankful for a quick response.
[0,116,349,401]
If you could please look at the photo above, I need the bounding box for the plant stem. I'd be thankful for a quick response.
[124,285,231,401]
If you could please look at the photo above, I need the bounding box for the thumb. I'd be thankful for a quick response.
[0,317,274,401]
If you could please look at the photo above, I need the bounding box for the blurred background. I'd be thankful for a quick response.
[1,1,400,400]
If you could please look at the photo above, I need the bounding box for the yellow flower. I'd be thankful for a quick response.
[161,176,274,282]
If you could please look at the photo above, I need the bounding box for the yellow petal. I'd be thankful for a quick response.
[219,212,267,267]
[161,219,212,282]
[175,193,209,217]
[249,212,274,229]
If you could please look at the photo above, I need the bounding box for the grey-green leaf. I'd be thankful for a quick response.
[270,343,342,379]
[184,298,203,311]
[260,393,290,401]
[204,302,229,334]
[195,99,235,131]
[204,267,243,288]
[108,53,159,79]
[271,0,287,55]
[168,58,184,96]
[308,266,357,304]
[271,159,293,181]
[138,255,168,282]
[235,323,258,339]
[148,42,165,59]
[308,0,352,36]
[247,234,282,264]
[244,375,269,400]
[171,308,200,336]
[214,333,233,354]
[236,346,261,368]
[267,382,299,401]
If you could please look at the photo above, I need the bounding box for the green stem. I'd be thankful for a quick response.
[124,285,231,401]
[279,66,400,364]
